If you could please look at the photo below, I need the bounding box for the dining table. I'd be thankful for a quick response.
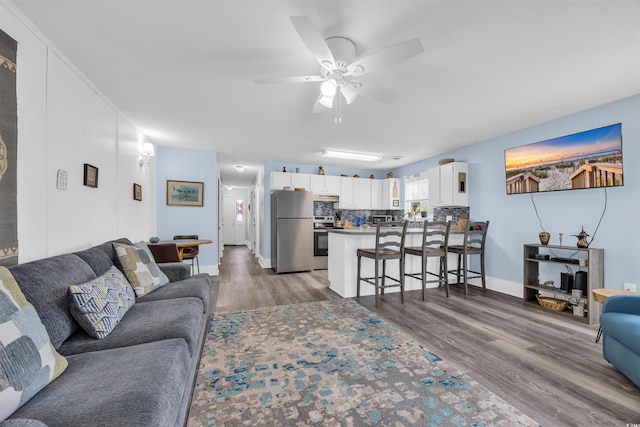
[147,238,213,262]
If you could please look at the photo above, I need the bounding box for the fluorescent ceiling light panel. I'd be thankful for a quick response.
[321,150,382,162]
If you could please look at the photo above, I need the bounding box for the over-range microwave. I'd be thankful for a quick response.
[371,215,392,224]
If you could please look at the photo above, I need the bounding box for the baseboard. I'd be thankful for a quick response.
[200,265,219,276]
[259,256,271,269]
[464,276,522,298]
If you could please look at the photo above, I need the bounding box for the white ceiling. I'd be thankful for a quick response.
[12,0,640,188]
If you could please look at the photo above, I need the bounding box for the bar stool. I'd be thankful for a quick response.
[447,220,490,296]
[356,221,407,308]
[404,220,451,300]
[173,234,199,274]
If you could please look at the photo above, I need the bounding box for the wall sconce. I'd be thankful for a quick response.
[138,142,155,167]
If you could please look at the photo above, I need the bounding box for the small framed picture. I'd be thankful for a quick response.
[166,180,204,206]
[83,163,98,188]
[133,183,142,201]
[393,199,400,207]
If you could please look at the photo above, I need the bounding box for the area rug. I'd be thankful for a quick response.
[188,300,540,426]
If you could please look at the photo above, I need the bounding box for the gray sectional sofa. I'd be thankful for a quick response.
[2,238,212,427]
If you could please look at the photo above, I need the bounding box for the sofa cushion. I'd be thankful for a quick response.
[74,238,132,277]
[8,339,191,427]
[0,267,68,422]
[8,254,97,349]
[157,262,191,282]
[58,297,204,357]
[600,312,640,355]
[67,266,136,339]
[137,274,211,313]
[113,242,169,297]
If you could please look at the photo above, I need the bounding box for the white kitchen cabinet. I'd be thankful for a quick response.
[338,177,355,208]
[290,173,310,190]
[270,171,291,190]
[382,178,401,209]
[353,178,371,209]
[428,162,468,206]
[324,175,341,195]
[370,179,383,209]
[309,175,340,195]
[338,177,371,209]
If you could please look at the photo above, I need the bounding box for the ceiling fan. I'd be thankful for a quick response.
[254,16,424,123]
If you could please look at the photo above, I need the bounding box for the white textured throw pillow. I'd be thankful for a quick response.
[0,267,68,422]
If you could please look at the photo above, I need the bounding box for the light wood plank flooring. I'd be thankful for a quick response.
[215,246,640,426]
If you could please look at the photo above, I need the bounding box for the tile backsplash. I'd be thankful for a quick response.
[313,201,470,226]
[432,206,470,224]
[313,201,401,222]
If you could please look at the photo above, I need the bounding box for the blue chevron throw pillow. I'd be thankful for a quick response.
[68,266,135,339]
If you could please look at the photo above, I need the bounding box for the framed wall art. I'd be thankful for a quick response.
[83,163,98,188]
[166,180,204,206]
[133,183,142,201]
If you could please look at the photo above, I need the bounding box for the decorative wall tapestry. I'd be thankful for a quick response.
[0,29,18,266]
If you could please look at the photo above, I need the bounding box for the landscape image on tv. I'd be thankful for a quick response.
[505,123,623,195]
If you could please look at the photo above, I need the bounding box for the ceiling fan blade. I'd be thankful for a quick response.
[354,81,398,104]
[347,38,424,76]
[341,85,359,105]
[290,16,335,69]
[254,75,325,84]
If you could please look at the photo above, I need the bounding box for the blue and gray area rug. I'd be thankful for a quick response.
[188,300,540,426]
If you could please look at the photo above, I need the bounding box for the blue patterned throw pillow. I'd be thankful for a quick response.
[67,266,136,339]
[0,267,68,422]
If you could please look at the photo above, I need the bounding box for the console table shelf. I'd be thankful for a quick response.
[523,244,604,324]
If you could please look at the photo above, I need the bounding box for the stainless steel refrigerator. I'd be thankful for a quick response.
[271,190,313,273]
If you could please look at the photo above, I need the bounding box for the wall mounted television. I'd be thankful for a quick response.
[505,123,623,195]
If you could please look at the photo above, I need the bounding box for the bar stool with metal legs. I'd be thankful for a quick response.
[447,220,490,296]
[356,221,407,308]
[404,220,451,300]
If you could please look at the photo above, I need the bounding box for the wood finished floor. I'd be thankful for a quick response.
[215,246,640,426]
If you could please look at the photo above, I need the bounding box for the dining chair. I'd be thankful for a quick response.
[147,243,181,264]
[404,220,451,300]
[356,221,407,308]
[173,234,199,274]
[447,220,490,296]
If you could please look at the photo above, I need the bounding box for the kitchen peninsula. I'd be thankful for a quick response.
[328,225,464,298]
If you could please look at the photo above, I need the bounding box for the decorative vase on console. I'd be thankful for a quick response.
[539,231,550,245]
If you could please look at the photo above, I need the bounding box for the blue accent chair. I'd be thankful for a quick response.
[600,294,640,388]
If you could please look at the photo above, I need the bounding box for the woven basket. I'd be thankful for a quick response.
[536,294,568,311]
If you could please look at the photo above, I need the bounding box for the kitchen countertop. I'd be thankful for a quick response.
[328,226,465,235]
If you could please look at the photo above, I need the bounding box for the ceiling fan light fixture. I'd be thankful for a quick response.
[318,95,334,109]
[321,150,382,162]
[320,79,337,98]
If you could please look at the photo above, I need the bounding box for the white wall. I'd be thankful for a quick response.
[1,3,155,262]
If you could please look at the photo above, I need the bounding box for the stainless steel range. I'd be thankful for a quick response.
[312,216,334,270]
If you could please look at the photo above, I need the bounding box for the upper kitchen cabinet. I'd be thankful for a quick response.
[309,175,340,196]
[428,162,468,206]
[270,171,311,191]
[337,177,371,209]
[271,171,290,190]
[382,178,402,209]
